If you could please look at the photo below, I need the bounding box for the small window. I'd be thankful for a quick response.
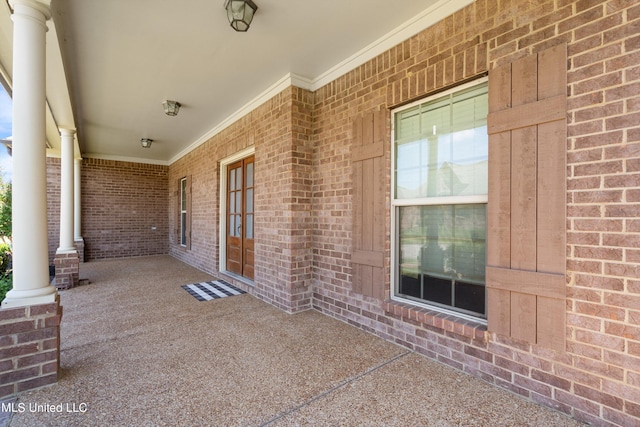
[180,177,187,247]
[392,79,488,319]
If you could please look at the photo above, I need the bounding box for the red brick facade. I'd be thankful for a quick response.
[81,158,169,260]
[53,252,79,290]
[47,157,169,263]
[46,157,61,264]
[0,300,62,399]
[308,2,640,425]
[169,88,315,312]
[55,1,640,425]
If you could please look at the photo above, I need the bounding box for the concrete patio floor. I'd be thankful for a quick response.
[2,255,583,426]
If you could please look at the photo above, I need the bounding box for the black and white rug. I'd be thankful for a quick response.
[182,280,246,301]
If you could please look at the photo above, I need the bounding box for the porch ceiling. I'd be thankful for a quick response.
[0,0,473,165]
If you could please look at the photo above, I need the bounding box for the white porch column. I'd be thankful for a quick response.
[74,158,82,240]
[2,0,56,308]
[57,128,75,252]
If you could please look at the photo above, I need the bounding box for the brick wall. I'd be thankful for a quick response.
[53,252,79,290]
[0,300,62,398]
[81,158,169,260]
[253,87,314,312]
[169,136,224,273]
[46,157,61,265]
[169,88,315,313]
[308,1,640,426]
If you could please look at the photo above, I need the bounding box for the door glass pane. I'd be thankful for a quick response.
[235,214,242,237]
[229,214,235,236]
[230,169,236,191]
[236,166,242,191]
[229,190,236,213]
[235,192,242,215]
[246,188,253,213]
[246,162,254,187]
[246,214,253,239]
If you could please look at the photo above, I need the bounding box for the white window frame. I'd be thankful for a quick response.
[219,146,255,283]
[390,77,489,324]
[180,177,187,247]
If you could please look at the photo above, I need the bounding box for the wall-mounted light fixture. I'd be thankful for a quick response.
[0,136,12,156]
[225,0,258,32]
[140,138,153,149]
[162,100,181,116]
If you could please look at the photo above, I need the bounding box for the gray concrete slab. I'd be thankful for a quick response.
[4,256,583,426]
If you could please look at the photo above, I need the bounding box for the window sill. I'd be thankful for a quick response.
[382,299,487,341]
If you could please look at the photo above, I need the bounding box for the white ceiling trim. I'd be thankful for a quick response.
[309,0,474,91]
[168,72,312,165]
[166,0,474,166]
[0,62,11,94]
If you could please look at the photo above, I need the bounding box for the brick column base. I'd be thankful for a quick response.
[74,238,85,263]
[53,251,79,290]
[0,296,62,399]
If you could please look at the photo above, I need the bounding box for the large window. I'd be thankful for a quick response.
[392,79,488,319]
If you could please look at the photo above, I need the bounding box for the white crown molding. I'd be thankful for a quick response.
[289,73,313,91]
[169,0,473,166]
[168,72,312,165]
[309,0,474,91]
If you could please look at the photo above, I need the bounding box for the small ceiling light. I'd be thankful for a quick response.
[140,138,153,149]
[162,100,181,116]
[225,0,258,32]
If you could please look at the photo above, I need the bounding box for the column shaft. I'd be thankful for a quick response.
[2,0,55,307]
[74,159,82,240]
[58,129,75,252]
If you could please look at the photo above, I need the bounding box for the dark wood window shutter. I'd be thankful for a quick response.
[351,110,387,300]
[487,44,567,351]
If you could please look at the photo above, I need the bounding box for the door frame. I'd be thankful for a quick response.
[219,146,255,283]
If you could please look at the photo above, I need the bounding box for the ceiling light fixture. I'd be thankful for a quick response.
[140,138,153,149]
[162,100,181,116]
[225,0,258,32]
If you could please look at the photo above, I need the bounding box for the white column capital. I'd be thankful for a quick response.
[59,127,76,137]
[9,0,51,21]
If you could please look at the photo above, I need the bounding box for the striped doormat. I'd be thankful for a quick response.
[182,279,246,301]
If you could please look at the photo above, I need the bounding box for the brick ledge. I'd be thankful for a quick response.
[383,299,487,341]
